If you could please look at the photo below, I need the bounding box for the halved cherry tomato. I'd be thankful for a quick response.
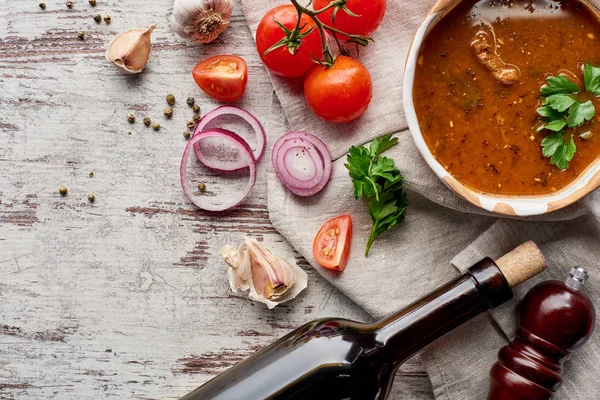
[304,56,372,123]
[313,0,387,38]
[313,214,352,271]
[192,55,248,102]
[256,5,324,78]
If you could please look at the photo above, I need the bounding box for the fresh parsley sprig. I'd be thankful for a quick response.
[537,64,599,170]
[345,134,407,256]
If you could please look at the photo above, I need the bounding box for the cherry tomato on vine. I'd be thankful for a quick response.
[313,214,352,271]
[192,55,248,102]
[304,56,372,123]
[256,5,324,78]
[313,0,387,38]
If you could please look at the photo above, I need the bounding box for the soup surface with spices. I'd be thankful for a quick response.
[413,0,600,195]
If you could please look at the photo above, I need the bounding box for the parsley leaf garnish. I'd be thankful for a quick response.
[566,100,595,128]
[583,64,600,96]
[541,132,576,171]
[537,64,598,170]
[345,134,407,256]
[540,75,581,96]
[544,94,576,112]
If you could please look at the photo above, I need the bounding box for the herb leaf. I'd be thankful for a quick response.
[541,131,576,170]
[584,64,600,96]
[566,100,595,128]
[540,75,580,96]
[345,134,407,256]
[537,105,566,120]
[537,65,598,170]
[369,135,399,157]
[543,119,567,132]
[366,191,408,256]
[544,94,577,112]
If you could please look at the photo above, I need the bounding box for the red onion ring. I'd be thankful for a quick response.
[284,146,318,182]
[272,132,332,197]
[276,142,324,189]
[192,106,266,171]
[181,129,256,211]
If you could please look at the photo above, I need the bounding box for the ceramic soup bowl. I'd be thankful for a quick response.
[403,0,600,216]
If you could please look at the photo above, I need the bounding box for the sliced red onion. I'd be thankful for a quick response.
[284,146,319,181]
[276,142,324,189]
[193,128,249,172]
[272,132,332,197]
[193,106,266,171]
[181,129,256,211]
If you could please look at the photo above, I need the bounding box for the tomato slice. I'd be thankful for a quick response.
[192,55,248,102]
[312,215,352,271]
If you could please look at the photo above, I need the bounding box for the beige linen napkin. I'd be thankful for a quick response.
[238,0,600,398]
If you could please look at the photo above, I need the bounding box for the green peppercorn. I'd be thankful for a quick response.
[59,186,68,196]
[183,131,191,140]
[88,0,96,5]
[166,94,176,106]
[66,1,74,8]
[77,31,85,40]
[89,171,94,178]
[143,116,151,127]
[187,97,195,106]
[152,122,161,131]
[186,120,195,129]
[198,183,206,191]
[39,3,46,9]
[104,15,111,23]
[192,104,200,113]
[163,107,173,118]
[93,14,101,22]
[88,193,95,203]
[127,114,135,123]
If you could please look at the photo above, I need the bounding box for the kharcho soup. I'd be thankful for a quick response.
[413,0,600,195]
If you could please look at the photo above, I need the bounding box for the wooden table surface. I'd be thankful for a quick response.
[0,1,433,398]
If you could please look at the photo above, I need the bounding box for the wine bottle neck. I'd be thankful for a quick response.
[373,259,513,364]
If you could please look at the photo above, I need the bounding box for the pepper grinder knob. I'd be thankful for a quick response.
[566,266,589,291]
[486,268,596,400]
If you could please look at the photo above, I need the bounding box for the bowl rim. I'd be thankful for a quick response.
[403,1,600,217]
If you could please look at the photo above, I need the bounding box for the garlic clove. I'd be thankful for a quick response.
[106,24,157,74]
[246,239,296,300]
[222,238,308,309]
[171,0,233,44]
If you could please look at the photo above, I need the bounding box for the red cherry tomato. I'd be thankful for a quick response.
[313,214,352,271]
[192,55,248,102]
[256,5,324,78]
[313,0,387,38]
[304,56,373,123]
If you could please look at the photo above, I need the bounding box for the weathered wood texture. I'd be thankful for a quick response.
[0,1,433,399]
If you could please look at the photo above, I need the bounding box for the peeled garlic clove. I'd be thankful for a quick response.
[106,24,157,74]
[172,0,233,44]
[246,239,296,300]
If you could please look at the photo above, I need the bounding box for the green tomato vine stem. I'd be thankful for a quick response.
[288,0,370,67]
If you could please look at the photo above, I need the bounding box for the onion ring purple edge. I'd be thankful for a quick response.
[192,106,266,171]
[181,129,257,211]
[277,144,324,189]
[271,132,333,197]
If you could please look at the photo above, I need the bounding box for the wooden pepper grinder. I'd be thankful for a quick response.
[486,267,596,400]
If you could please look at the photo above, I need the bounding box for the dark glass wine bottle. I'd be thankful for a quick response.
[180,242,545,400]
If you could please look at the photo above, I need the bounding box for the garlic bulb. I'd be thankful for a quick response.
[172,0,233,44]
[106,24,157,74]
[222,238,308,309]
